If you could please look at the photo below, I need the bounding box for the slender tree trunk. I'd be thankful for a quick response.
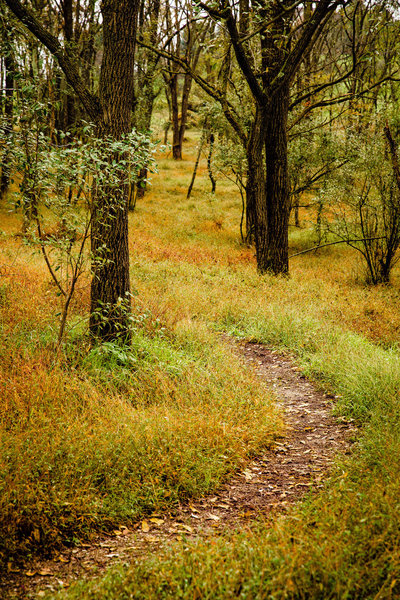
[135,0,160,198]
[169,72,181,160]
[0,48,15,200]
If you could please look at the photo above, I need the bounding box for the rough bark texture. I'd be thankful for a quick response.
[0,44,15,200]
[89,0,138,340]
[262,83,290,274]
[246,107,265,245]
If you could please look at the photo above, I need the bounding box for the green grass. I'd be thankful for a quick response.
[0,271,282,566]
[54,307,400,600]
[2,133,400,597]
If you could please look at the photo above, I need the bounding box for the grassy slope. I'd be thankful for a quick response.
[2,130,400,598]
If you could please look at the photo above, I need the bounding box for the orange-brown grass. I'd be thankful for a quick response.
[129,141,400,347]
[0,195,282,567]
[55,133,400,600]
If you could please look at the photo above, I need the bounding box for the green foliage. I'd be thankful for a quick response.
[317,123,400,284]
[7,98,158,343]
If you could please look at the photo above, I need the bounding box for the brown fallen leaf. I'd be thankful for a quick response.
[207,514,220,521]
[39,569,53,577]
[25,571,37,577]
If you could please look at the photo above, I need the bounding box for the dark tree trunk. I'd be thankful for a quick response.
[247,106,266,254]
[262,83,290,274]
[0,48,15,200]
[169,72,181,160]
[246,85,290,274]
[177,70,193,158]
[88,0,138,340]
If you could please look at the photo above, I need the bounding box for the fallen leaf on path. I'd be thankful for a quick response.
[25,571,37,577]
[141,520,150,532]
[149,518,164,526]
[243,469,253,481]
[55,556,69,563]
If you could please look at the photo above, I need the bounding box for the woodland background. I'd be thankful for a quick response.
[1,0,400,597]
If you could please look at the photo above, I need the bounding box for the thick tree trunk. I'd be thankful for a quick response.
[261,83,290,274]
[89,0,138,341]
[247,88,290,274]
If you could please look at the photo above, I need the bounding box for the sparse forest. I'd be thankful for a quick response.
[1,0,400,598]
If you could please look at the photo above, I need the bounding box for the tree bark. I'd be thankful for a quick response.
[262,82,290,274]
[0,42,15,200]
[89,0,138,340]
[246,106,266,253]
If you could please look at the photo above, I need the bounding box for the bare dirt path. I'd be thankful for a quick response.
[2,342,357,599]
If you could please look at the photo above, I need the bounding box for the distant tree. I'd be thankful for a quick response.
[0,6,16,200]
[161,0,208,159]
[133,0,161,201]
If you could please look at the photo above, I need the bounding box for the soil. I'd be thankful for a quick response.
[1,341,357,599]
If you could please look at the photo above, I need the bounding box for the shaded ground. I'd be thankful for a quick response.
[2,342,357,599]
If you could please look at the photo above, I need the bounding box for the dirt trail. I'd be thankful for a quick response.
[2,342,357,599]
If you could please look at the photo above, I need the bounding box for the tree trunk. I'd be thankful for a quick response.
[247,106,266,257]
[261,83,290,275]
[169,72,181,160]
[0,47,15,200]
[134,0,160,198]
[89,0,138,341]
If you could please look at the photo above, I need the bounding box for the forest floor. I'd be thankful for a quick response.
[2,340,356,599]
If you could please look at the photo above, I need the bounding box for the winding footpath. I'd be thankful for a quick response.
[3,342,357,599]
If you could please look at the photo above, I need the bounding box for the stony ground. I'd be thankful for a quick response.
[2,341,357,599]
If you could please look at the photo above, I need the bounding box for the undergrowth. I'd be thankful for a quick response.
[0,261,282,566]
[55,309,400,600]
[2,133,400,597]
